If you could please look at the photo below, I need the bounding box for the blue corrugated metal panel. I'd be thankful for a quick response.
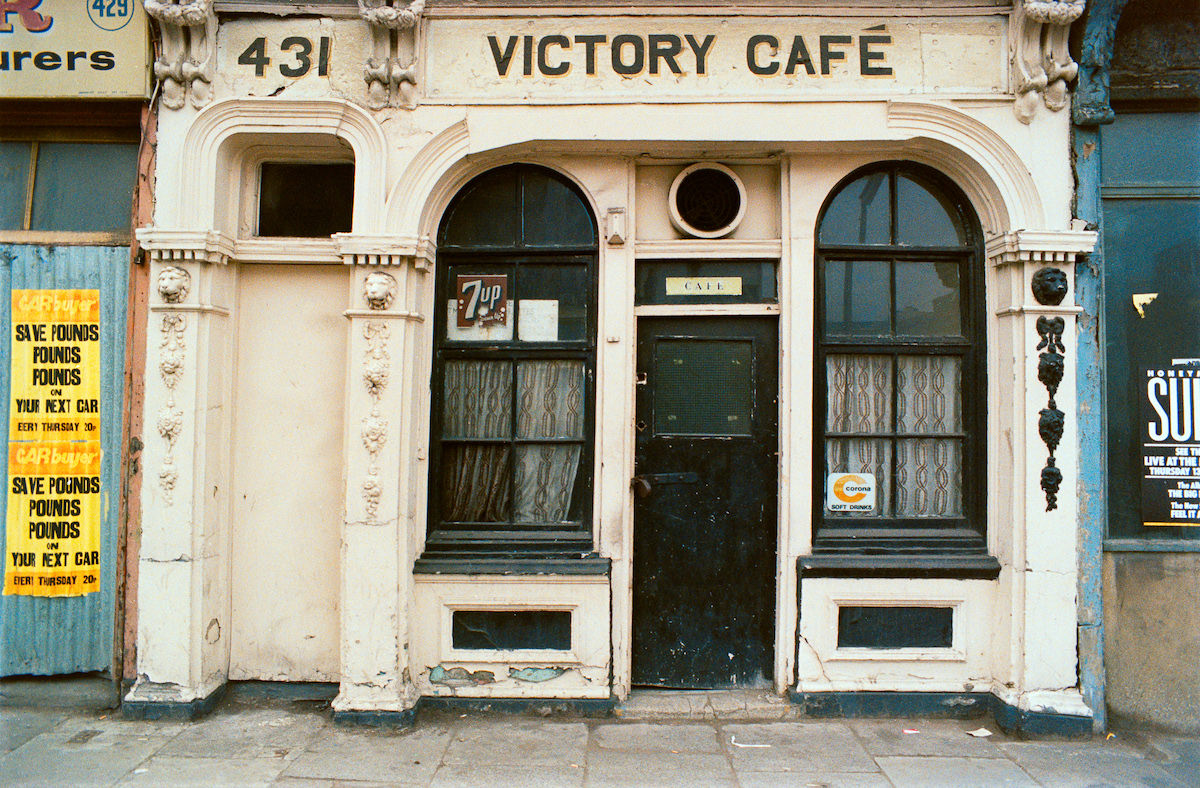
[0,244,129,676]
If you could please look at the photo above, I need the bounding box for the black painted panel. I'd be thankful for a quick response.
[837,606,952,649]
[451,610,571,650]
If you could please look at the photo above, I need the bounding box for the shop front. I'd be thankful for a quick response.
[127,0,1097,733]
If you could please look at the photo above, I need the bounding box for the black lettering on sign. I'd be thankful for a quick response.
[648,34,683,75]
[488,35,518,76]
[819,35,852,75]
[575,34,606,75]
[685,34,715,75]
[746,34,779,75]
[538,35,570,76]
[611,34,644,76]
[238,37,270,76]
[786,36,815,75]
[237,36,332,79]
[859,34,892,76]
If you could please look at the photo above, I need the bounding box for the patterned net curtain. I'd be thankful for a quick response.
[818,162,979,527]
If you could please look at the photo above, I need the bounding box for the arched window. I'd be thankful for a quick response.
[420,164,599,564]
[815,162,986,555]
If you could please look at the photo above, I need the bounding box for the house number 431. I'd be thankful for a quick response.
[237,37,332,78]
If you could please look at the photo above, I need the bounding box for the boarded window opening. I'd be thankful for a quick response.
[837,605,953,649]
[257,161,354,237]
[451,610,571,650]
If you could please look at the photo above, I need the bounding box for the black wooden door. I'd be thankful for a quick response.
[632,317,778,688]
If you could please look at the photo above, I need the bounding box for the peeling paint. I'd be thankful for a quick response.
[429,665,496,687]
[508,666,568,683]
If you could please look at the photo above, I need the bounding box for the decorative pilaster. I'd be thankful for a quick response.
[332,236,432,720]
[1011,0,1088,124]
[358,0,424,110]
[143,1,217,110]
[126,229,235,710]
[988,229,1096,719]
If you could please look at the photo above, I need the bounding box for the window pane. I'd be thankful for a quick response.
[522,172,595,247]
[895,173,966,247]
[441,168,519,247]
[517,265,588,342]
[896,356,962,434]
[819,171,889,245]
[517,361,584,439]
[443,361,512,438]
[895,438,963,517]
[258,162,353,237]
[635,259,777,305]
[826,438,892,517]
[655,339,753,436]
[30,143,137,232]
[0,142,31,230]
[513,444,582,523]
[895,261,962,335]
[440,445,510,522]
[826,354,893,434]
[824,260,890,335]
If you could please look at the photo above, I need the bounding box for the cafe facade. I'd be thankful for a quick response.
[126,0,1098,733]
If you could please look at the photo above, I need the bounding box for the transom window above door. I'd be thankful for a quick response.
[815,162,987,558]
[419,164,601,569]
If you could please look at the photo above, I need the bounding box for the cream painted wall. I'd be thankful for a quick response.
[227,264,348,681]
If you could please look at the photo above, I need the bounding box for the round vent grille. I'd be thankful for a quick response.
[668,163,747,239]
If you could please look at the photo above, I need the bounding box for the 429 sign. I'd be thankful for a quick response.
[237,37,332,78]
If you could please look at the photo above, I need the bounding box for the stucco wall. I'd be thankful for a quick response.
[1103,552,1200,732]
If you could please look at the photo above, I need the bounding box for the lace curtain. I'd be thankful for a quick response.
[826,354,962,517]
[441,360,583,524]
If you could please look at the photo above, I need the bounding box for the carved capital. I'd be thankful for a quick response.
[137,228,235,266]
[143,1,216,110]
[986,230,1097,268]
[1012,0,1088,123]
[334,233,435,270]
[359,1,425,109]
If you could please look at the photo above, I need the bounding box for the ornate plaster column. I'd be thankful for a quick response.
[988,229,1096,722]
[332,234,432,722]
[125,229,237,714]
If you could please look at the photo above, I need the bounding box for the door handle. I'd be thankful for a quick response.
[631,472,699,498]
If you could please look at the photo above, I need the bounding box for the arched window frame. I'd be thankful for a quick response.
[813,161,988,556]
[421,164,601,564]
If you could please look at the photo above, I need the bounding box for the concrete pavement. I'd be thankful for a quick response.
[2,688,1198,787]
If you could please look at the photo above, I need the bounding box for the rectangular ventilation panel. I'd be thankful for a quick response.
[837,606,953,649]
[452,610,571,650]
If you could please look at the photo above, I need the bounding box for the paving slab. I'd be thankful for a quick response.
[737,772,894,788]
[431,762,586,787]
[0,708,67,753]
[613,690,711,720]
[722,721,878,773]
[281,725,451,784]
[115,754,291,786]
[157,707,326,759]
[592,722,722,752]
[584,749,736,787]
[442,719,589,767]
[0,726,174,786]
[848,718,1009,757]
[999,740,1188,787]
[876,755,1037,787]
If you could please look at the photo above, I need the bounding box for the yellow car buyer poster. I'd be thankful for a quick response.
[5,290,102,596]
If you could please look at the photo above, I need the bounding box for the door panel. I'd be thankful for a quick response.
[632,317,778,688]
